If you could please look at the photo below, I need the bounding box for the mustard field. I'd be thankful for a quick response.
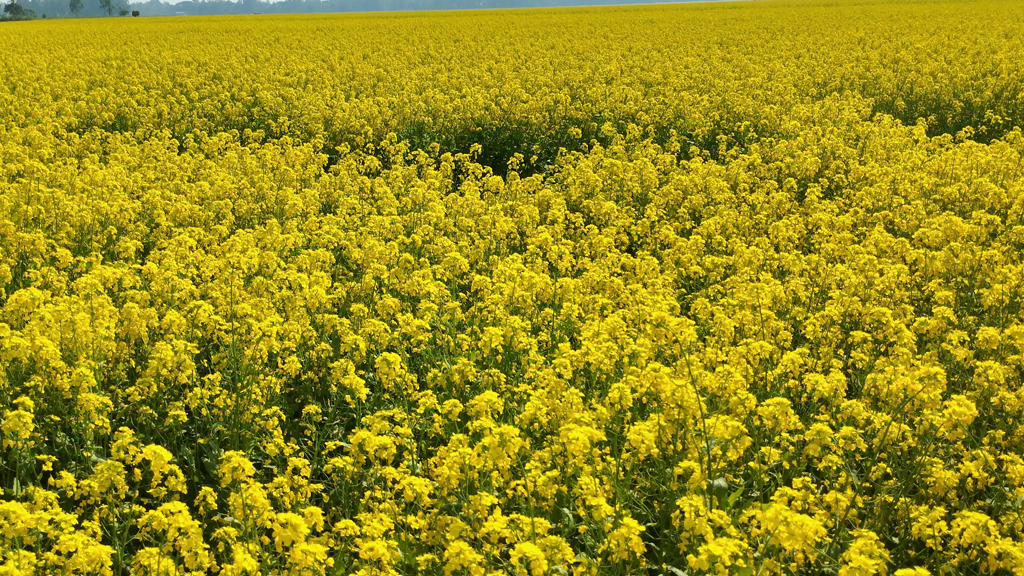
[3,0,1024,574]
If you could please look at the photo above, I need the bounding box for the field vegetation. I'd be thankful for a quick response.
[3,1,1024,574]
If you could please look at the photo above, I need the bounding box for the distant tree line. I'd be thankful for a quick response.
[3,0,39,18]
[6,0,693,19]
[3,0,129,18]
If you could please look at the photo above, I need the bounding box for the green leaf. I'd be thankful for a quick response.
[728,485,745,508]
[666,565,688,576]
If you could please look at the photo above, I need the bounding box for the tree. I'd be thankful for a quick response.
[69,0,82,15]
[98,0,113,15]
[3,1,24,16]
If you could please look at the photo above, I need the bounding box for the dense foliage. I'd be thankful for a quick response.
[3,1,1024,574]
